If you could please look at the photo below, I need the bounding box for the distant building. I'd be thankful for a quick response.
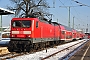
[0,7,14,41]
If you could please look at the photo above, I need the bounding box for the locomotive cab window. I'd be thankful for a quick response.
[36,21,39,28]
[12,20,32,28]
[12,21,21,27]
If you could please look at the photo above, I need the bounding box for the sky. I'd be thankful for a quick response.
[0,0,90,32]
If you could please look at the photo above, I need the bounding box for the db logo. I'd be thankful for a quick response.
[19,31,23,34]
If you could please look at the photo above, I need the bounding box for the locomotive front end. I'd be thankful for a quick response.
[11,18,32,39]
[8,18,34,52]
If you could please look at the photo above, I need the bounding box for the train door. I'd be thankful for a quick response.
[61,30,66,40]
[54,25,59,40]
[58,25,61,40]
[40,26,43,40]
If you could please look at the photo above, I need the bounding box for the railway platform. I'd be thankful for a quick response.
[69,39,90,60]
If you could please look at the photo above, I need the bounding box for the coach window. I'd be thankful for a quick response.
[62,31,65,34]
[36,21,39,28]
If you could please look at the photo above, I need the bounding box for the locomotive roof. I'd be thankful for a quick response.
[51,22,60,25]
[12,18,39,20]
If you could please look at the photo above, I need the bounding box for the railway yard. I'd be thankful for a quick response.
[0,39,89,60]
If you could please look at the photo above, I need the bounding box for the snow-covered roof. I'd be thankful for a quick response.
[0,7,15,15]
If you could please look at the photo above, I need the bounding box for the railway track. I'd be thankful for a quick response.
[0,39,87,60]
[0,52,27,60]
[69,39,90,60]
[0,47,45,60]
[41,40,88,60]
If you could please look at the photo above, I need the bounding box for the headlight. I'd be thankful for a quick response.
[28,35,30,37]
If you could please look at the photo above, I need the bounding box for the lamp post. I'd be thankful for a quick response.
[59,6,81,27]
[0,15,2,40]
[86,24,88,33]
[73,16,75,29]
[59,6,74,27]
[68,7,70,27]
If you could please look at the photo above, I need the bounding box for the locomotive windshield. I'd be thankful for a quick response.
[12,20,31,28]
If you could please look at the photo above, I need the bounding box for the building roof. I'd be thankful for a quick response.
[0,7,15,15]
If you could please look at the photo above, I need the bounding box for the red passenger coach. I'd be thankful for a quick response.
[60,25,66,40]
[76,30,85,40]
[85,33,90,39]
[72,29,77,40]
[60,24,73,41]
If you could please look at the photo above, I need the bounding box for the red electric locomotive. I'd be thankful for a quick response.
[8,17,61,52]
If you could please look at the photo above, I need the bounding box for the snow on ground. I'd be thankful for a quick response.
[7,39,89,60]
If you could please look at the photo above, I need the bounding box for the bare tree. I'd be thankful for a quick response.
[8,0,49,18]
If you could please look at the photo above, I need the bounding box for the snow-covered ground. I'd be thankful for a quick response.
[7,39,89,60]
